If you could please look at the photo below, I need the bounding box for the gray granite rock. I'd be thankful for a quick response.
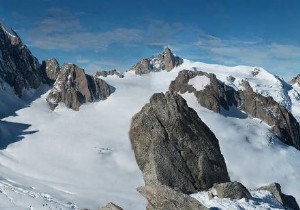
[214,181,252,200]
[258,183,299,210]
[137,185,208,210]
[129,91,230,194]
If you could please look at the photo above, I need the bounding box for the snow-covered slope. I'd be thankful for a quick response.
[0,60,300,209]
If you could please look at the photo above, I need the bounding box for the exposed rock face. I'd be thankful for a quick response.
[129,91,230,194]
[99,202,123,210]
[0,21,42,96]
[40,58,60,85]
[290,74,300,85]
[170,70,237,112]
[94,69,124,78]
[46,63,114,110]
[258,183,299,210]
[170,70,300,150]
[129,48,183,75]
[164,47,182,71]
[137,185,208,210]
[214,181,252,200]
[238,80,300,149]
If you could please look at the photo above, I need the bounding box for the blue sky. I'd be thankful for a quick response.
[1,0,300,79]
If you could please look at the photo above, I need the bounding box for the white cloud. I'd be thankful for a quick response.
[194,34,300,79]
[27,8,142,51]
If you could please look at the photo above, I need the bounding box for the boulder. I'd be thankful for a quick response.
[46,63,114,110]
[258,183,299,210]
[99,202,123,210]
[137,185,208,210]
[129,91,230,194]
[214,181,252,200]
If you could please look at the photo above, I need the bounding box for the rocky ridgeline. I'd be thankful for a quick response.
[0,22,41,96]
[0,22,63,97]
[46,63,114,111]
[129,47,183,75]
[124,91,299,210]
[170,70,300,150]
[94,69,124,78]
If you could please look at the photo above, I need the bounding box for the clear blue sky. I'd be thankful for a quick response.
[1,0,300,79]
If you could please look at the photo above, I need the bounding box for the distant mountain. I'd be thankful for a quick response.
[129,47,183,74]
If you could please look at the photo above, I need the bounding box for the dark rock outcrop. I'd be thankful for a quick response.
[170,70,237,112]
[99,202,123,210]
[129,91,230,194]
[238,81,300,149]
[170,70,300,150]
[40,58,60,85]
[164,47,183,71]
[46,63,114,110]
[290,74,300,85]
[137,185,208,210]
[0,21,42,96]
[94,69,124,78]
[214,181,252,200]
[258,183,299,210]
[129,48,183,75]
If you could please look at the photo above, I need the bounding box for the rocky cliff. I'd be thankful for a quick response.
[170,70,300,150]
[129,47,183,75]
[46,63,114,110]
[0,21,42,96]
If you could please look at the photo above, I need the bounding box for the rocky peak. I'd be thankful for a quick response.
[94,69,124,78]
[0,21,42,96]
[40,58,60,85]
[46,63,114,110]
[290,74,300,85]
[129,48,183,75]
[129,91,230,194]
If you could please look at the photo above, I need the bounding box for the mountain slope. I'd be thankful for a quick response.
[0,60,300,209]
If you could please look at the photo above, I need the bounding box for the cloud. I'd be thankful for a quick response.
[193,34,300,79]
[27,8,142,51]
